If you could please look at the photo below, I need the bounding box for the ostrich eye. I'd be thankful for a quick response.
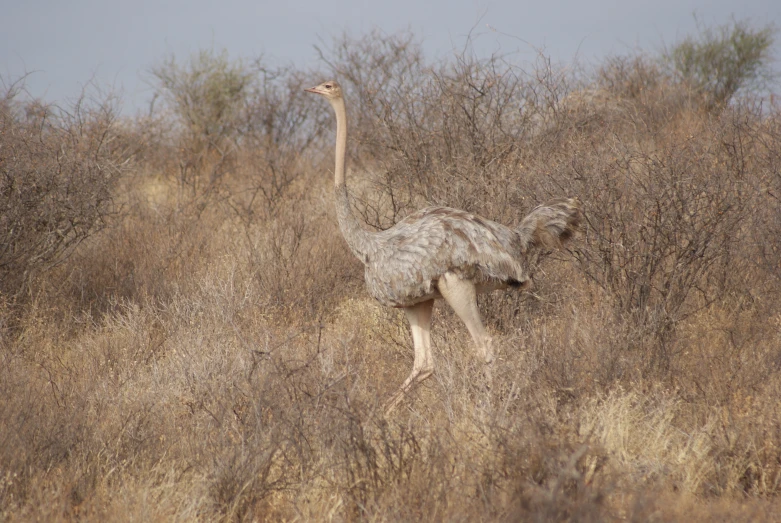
[325,84,332,89]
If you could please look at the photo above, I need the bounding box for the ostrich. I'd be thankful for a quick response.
[305,80,580,413]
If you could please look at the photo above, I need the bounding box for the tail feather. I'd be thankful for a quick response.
[517,198,581,251]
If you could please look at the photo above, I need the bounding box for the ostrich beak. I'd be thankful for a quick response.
[304,86,321,94]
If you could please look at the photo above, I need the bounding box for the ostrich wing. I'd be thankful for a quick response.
[364,207,528,307]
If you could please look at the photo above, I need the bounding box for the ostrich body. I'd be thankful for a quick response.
[305,80,580,413]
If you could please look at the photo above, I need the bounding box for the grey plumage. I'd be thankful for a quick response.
[306,80,581,413]
[338,184,581,309]
[365,204,528,308]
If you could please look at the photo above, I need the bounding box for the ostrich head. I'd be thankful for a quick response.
[304,80,343,101]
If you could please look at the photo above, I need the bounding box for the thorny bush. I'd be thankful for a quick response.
[2,26,781,521]
[0,81,128,303]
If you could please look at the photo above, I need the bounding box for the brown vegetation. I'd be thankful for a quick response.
[1,30,780,521]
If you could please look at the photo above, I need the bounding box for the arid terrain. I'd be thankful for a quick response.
[2,27,781,521]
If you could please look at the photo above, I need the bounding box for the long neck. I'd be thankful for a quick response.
[330,96,372,262]
[333,97,348,187]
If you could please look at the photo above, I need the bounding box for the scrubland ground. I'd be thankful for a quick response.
[2,30,781,521]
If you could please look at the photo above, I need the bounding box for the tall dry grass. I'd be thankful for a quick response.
[1,33,780,521]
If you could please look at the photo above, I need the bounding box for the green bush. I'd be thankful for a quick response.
[665,17,777,109]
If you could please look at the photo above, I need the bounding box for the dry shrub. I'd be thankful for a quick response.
[64,61,342,317]
[0,80,128,304]
[319,30,565,226]
[2,29,781,522]
[581,388,716,493]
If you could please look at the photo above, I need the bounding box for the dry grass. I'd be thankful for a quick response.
[2,34,781,521]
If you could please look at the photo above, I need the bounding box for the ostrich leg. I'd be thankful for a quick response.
[384,299,434,414]
[437,272,495,382]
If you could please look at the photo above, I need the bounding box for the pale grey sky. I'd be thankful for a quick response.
[2,0,779,114]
